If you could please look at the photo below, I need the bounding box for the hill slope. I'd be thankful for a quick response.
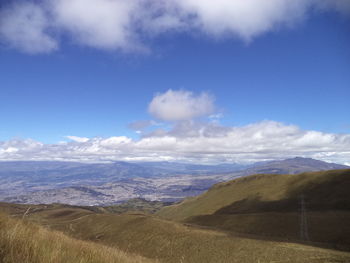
[0,213,153,263]
[157,169,350,249]
[158,169,350,220]
[4,209,350,263]
[1,198,350,262]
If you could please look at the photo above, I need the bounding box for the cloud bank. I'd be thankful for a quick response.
[1,121,349,164]
[1,0,349,53]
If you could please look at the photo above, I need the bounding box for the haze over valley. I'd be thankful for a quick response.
[0,157,347,206]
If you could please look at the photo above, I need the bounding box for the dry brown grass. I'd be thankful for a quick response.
[27,212,350,263]
[0,213,154,263]
[157,169,350,221]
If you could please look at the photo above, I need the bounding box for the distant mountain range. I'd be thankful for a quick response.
[241,157,348,175]
[0,157,348,205]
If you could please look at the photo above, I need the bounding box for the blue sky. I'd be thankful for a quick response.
[0,0,349,164]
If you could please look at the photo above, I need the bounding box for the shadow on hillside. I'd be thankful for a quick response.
[189,170,350,251]
[216,169,350,214]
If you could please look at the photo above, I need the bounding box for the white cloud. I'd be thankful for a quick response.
[0,2,57,54]
[173,0,310,41]
[148,90,215,121]
[1,121,349,164]
[0,0,349,53]
[52,0,143,51]
[100,136,131,147]
[66,136,90,143]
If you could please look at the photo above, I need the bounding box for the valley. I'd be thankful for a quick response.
[0,157,347,205]
[1,168,350,262]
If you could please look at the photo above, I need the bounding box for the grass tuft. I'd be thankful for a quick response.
[0,213,153,263]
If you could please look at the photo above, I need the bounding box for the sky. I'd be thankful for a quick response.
[0,0,349,164]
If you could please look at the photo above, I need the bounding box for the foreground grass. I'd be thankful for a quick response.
[0,213,153,263]
[1,204,350,263]
[29,211,350,263]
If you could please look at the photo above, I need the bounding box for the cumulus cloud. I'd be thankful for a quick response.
[0,2,57,54]
[173,0,310,41]
[1,121,350,164]
[148,90,215,121]
[51,0,142,51]
[0,0,349,53]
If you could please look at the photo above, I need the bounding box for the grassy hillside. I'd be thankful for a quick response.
[1,202,350,262]
[1,169,350,262]
[0,213,153,263]
[11,210,350,263]
[158,169,350,220]
[101,198,172,214]
[0,198,169,218]
[157,169,350,249]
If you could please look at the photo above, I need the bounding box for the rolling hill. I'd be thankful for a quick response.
[1,204,350,263]
[1,169,350,262]
[157,169,350,249]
